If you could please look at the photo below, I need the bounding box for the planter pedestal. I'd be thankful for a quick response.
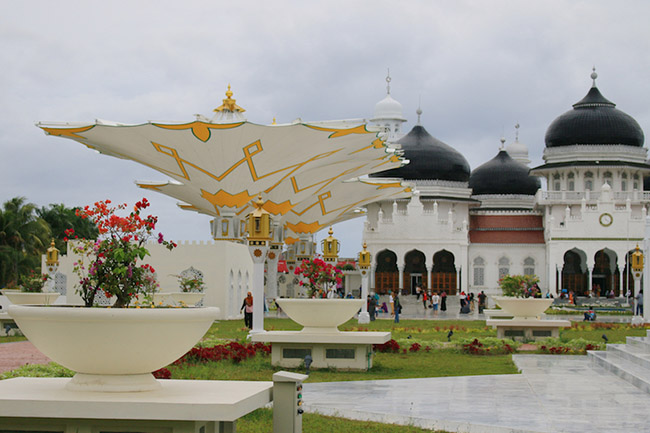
[253,299,390,371]
[487,318,571,340]
[488,297,569,341]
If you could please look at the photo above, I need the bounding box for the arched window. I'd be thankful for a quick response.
[498,257,510,280]
[603,171,613,187]
[634,174,640,190]
[523,257,535,276]
[584,171,593,191]
[553,173,561,191]
[622,173,628,191]
[568,173,575,191]
[473,257,485,286]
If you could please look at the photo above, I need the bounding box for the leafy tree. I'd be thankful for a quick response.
[0,197,51,287]
[37,203,99,252]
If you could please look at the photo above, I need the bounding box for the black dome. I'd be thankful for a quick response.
[469,150,541,195]
[370,125,470,182]
[545,86,644,148]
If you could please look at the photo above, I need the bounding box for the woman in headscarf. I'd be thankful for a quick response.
[240,292,253,329]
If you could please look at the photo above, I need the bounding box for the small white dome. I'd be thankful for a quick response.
[373,94,406,121]
[505,140,530,165]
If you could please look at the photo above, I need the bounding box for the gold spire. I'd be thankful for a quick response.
[214,84,246,113]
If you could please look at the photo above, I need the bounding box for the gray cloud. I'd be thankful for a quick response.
[2,0,649,257]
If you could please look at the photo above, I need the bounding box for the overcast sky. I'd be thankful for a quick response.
[2,1,649,257]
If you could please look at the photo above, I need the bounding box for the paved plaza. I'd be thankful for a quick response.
[304,354,650,433]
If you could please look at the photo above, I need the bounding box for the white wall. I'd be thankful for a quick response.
[57,240,253,320]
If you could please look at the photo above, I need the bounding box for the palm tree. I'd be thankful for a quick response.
[0,197,51,287]
[38,203,98,253]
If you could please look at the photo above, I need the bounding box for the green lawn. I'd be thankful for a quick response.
[3,317,649,433]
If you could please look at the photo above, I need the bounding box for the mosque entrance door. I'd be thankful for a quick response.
[404,250,427,295]
[375,250,398,295]
[561,250,588,295]
[431,250,457,295]
[410,274,423,295]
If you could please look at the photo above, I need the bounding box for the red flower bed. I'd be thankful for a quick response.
[152,367,172,379]
[175,342,271,365]
[409,342,422,352]
[374,339,400,353]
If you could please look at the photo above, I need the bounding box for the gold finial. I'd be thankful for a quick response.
[328,227,334,236]
[363,242,367,250]
[214,84,246,113]
[272,117,276,125]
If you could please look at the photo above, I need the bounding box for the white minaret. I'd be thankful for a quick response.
[370,70,407,141]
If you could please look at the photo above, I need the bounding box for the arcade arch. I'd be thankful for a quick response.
[432,250,457,295]
[374,249,398,294]
[404,249,427,294]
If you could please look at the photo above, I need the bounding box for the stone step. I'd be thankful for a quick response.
[589,350,650,394]
[626,336,650,351]
[607,344,650,369]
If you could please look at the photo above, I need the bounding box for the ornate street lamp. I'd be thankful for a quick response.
[246,196,271,335]
[631,245,644,319]
[321,227,339,263]
[358,242,372,324]
[44,239,59,292]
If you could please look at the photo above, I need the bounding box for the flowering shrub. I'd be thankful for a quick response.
[408,342,422,352]
[374,339,401,353]
[461,338,516,356]
[176,342,271,364]
[293,257,343,297]
[18,270,50,293]
[69,198,176,307]
[175,274,205,293]
[498,274,540,298]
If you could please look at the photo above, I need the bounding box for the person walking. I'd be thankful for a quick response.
[422,289,428,310]
[440,290,447,311]
[431,292,440,315]
[391,291,401,323]
[368,294,377,321]
[636,289,644,316]
[240,292,253,329]
[478,290,487,314]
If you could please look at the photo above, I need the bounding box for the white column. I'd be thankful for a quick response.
[370,265,376,292]
[248,243,269,336]
[344,274,351,297]
[588,266,594,296]
[358,268,370,324]
[398,265,404,294]
[266,244,281,300]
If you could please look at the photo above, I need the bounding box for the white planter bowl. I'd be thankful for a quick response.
[1,290,60,305]
[276,299,364,333]
[493,297,554,319]
[7,305,219,392]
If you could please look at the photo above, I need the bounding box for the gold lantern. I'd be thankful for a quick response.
[45,239,59,266]
[358,242,371,270]
[321,227,339,263]
[246,196,271,245]
[632,245,644,274]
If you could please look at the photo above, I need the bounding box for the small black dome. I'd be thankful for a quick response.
[371,125,470,182]
[469,150,540,195]
[545,86,644,148]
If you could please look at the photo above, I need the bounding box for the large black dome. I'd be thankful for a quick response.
[469,150,540,195]
[545,86,644,148]
[371,125,470,182]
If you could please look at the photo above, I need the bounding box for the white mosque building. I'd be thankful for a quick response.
[363,70,650,298]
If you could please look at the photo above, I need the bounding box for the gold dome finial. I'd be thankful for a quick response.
[214,84,246,113]
[328,227,334,236]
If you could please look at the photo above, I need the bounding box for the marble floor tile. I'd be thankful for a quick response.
[303,354,650,433]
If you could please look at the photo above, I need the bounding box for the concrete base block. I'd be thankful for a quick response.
[487,319,571,341]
